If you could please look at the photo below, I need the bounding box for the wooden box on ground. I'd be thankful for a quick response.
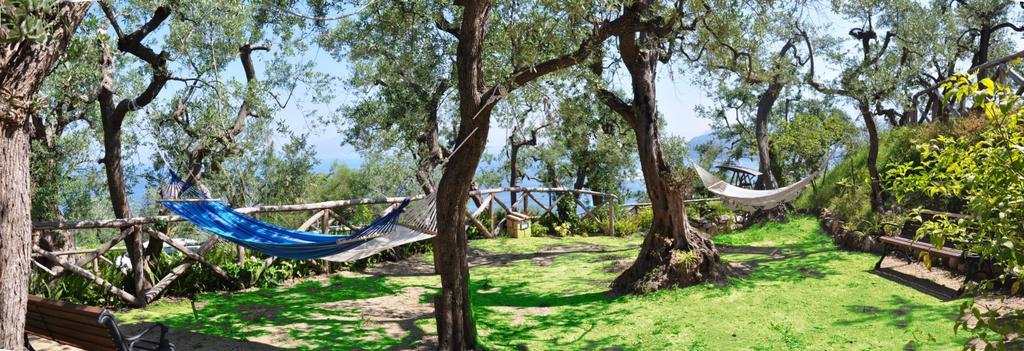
[506,212,532,238]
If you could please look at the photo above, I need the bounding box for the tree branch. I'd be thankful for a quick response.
[100,5,172,126]
[992,22,1024,33]
[435,14,460,39]
[481,12,649,109]
[185,44,270,182]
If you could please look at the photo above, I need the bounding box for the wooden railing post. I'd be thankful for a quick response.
[522,190,529,214]
[488,195,495,235]
[320,209,331,273]
[607,194,616,237]
[237,216,249,265]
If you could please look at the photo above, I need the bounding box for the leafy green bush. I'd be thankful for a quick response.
[887,74,1024,349]
[687,200,733,222]
[615,208,653,237]
[796,112,989,235]
[531,222,551,236]
[30,251,129,307]
[552,222,572,237]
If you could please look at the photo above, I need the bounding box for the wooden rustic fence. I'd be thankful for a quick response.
[911,49,1024,124]
[619,198,719,216]
[29,187,616,306]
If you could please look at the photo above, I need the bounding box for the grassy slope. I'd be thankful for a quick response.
[122,217,968,350]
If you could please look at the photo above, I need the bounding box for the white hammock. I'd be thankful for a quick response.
[693,163,820,211]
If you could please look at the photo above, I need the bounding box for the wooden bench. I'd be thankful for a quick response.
[25,295,174,351]
[875,236,975,296]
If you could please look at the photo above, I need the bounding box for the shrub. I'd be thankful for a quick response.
[887,74,1024,348]
[531,222,551,236]
[796,112,991,236]
[615,208,653,237]
[553,222,572,237]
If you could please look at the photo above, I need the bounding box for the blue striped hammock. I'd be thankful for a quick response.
[159,172,436,262]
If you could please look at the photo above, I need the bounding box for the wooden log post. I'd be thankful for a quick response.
[237,215,249,265]
[575,196,610,235]
[548,191,553,214]
[142,228,236,287]
[146,235,222,302]
[466,210,493,238]
[298,210,326,233]
[488,195,495,235]
[491,195,512,236]
[255,256,277,283]
[333,216,359,231]
[33,246,137,305]
[607,194,616,237]
[31,260,56,276]
[320,209,330,273]
[47,227,133,285]
[528,192,552,218]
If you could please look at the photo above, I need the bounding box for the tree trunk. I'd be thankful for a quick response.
[859,102,883,213]
[434,0,636,345]
[598,26,719,295]
[972,25,992,74]
[0,3,91,347]
[767,140,784,186]
[100,112,149,305]
[31,132,77,261]
[95,5,173,307]
[508,121,544,209]
[432,1,493,348]
[0,110,35,349]
[572,164,588,204]
[754,82,783,190]
[433,123,486,349]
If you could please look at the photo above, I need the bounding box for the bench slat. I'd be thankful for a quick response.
[25,320,117,351]
[26,296,119,350]
[879,236,962,258]
[27,295,105,316]
[27,306,105,325]
[25,313,108,335]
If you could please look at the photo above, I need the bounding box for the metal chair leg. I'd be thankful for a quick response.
[24,333,37,351]
[875,250,887,270]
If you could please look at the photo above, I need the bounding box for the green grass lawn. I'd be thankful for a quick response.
[122,217,970,350]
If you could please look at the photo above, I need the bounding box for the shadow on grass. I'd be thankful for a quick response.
[471,278,628,350]
[157,275,432,350]
[835,295,964,347]
[468,246,637,269]
[870,267,961,301]
[706,243,844,298]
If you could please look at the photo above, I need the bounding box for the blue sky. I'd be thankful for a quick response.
[272,52,715,173]
[271,4,858,173]
[126,3,861,177]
